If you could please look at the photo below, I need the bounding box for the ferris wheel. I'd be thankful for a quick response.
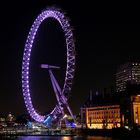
[21,7,76,127]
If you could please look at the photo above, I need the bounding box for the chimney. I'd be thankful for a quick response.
[90,90,92,101]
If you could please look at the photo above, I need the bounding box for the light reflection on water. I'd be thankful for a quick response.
[2,135,139,140]
[17,136,71,140]
[15,136,113,140]
[86,136,112,140]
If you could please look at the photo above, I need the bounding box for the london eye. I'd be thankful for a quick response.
[21,7,75,127]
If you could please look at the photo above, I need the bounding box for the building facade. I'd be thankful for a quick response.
[116,62,140,92]
[81,94,140,129]
[81,105,121,129]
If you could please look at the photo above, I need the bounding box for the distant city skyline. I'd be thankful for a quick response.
[0,1,140,116]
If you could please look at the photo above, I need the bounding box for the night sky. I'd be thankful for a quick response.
[0,1,140,116]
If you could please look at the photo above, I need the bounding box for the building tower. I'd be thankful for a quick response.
[116,62,140,92]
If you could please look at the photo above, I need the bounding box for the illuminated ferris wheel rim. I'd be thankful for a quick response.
[22,7,75,122]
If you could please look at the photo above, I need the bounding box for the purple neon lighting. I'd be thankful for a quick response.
[22,7,75,122]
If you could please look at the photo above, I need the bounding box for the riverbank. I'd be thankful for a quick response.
[1,127,140,138]
[81,127,140,138]
[0,128,76,137]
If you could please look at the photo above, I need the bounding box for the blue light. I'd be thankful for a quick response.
[67,122,76,128]
[43,115,53,127]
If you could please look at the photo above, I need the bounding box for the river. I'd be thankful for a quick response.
[1,136,139,140]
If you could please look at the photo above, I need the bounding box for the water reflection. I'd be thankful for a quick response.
[17,136,72,140]
[16,136,113,140]
[72,136,112,140]
[86,136,112,140]
[61,136,71,140]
